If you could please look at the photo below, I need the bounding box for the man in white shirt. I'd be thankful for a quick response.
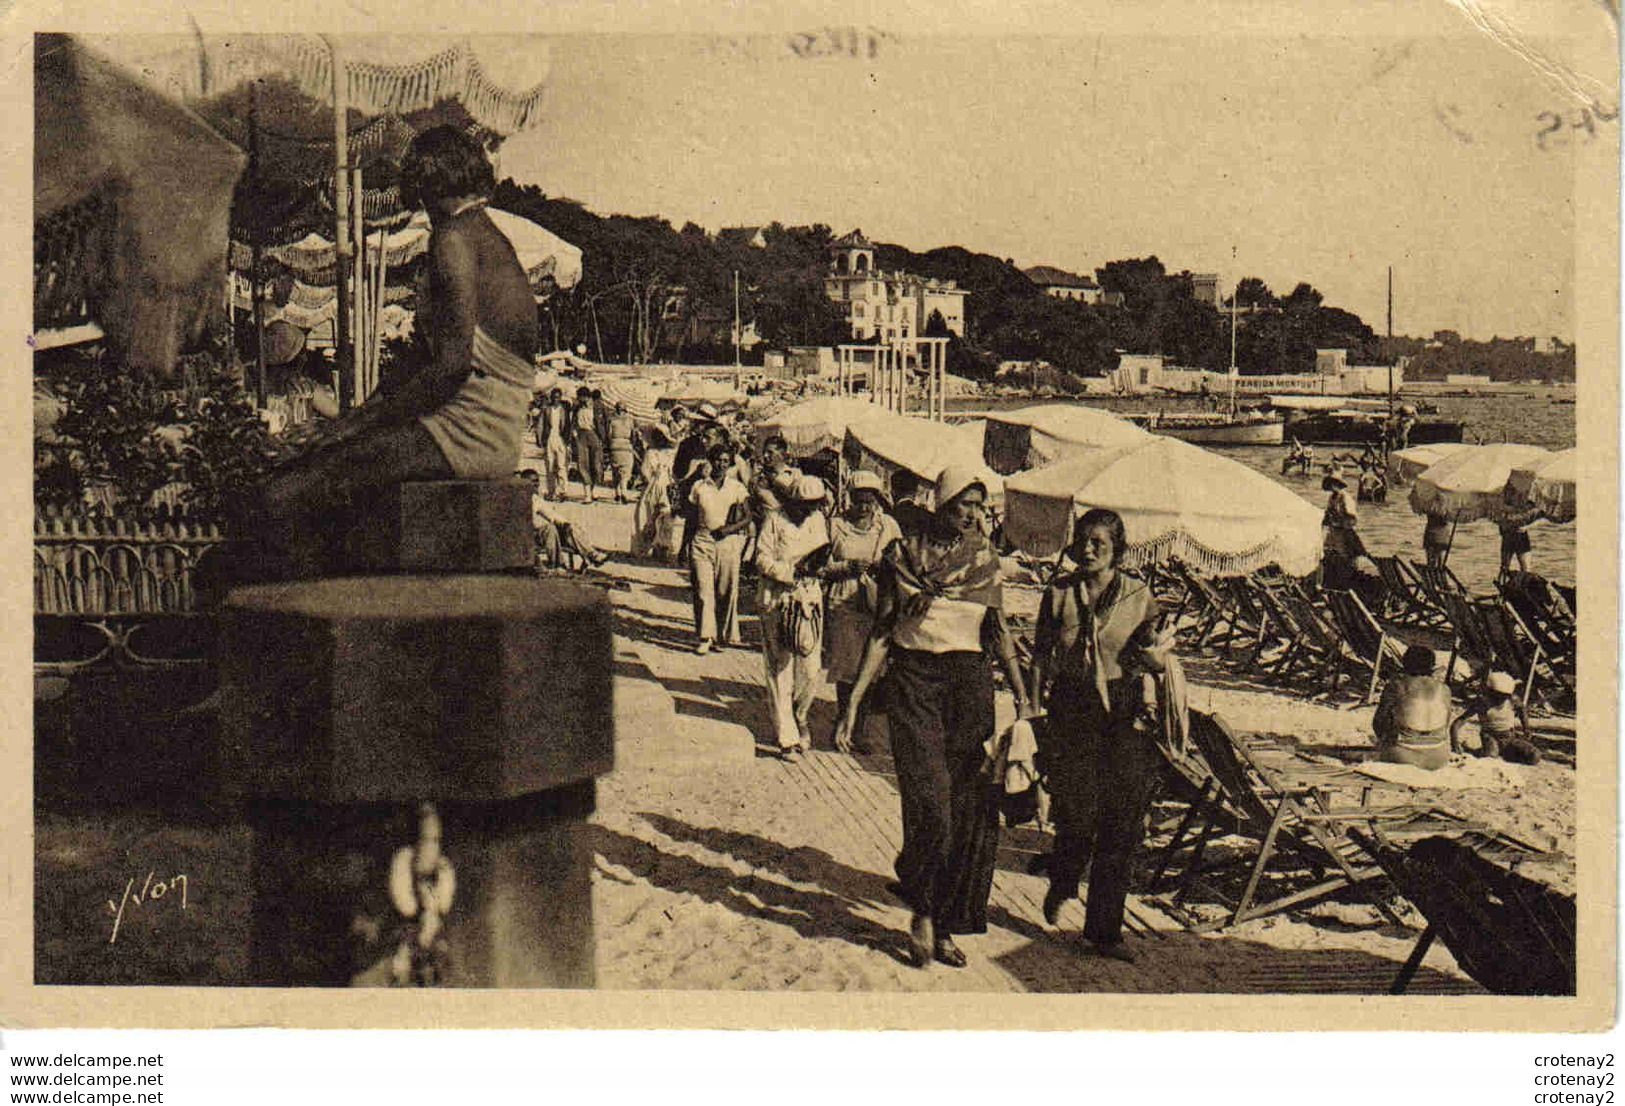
[755,473,831,758]
[688,443,751,654]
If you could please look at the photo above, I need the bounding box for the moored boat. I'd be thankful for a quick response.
[1123,410,1285,446]
[1281,408,1464,446]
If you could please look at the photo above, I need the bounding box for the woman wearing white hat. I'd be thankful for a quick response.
[822,470,903,747]
[755,472,832,757]
[835,464,1032,969]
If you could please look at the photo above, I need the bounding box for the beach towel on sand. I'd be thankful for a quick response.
[1354,755,1531,791]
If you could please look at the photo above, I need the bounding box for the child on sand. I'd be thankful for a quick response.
[1451,671,1541,765]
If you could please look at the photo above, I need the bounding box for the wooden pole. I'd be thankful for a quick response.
[351,167,365,405]
[328,37,354,413]
[249,79,268,410]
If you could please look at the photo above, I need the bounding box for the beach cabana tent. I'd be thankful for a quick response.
[1003,436,1322,574]
[983,404,1150,475]
[35,34,246,377]
[844,414,1001,505]
[753,395,889,458]
[1507,448,1576,524]
[1409,444,1552,524]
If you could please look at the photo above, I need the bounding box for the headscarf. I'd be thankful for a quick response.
[883,520,1003,612]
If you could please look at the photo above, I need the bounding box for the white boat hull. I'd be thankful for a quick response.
[1158,418,1285,446]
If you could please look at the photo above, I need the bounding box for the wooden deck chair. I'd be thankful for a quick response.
[1149,712,1416,932]
[1499,573,1576,670]
[1219,577,1278,664]
[1351,827,1573,995]
[1276,590,1353,698]
[1173,562,1247,650]
[1479,598,1574,711]
[1375,556,1448,628]
[1410,560,1469,611]
[1322,589,1408,703]
[1251,584,1326,685]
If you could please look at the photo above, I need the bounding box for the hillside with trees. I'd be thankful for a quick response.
[490,183,1567,382]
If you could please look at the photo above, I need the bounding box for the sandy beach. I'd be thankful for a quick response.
[31,495,1574,993]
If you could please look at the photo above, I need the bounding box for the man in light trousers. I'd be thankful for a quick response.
[688,443,750,654]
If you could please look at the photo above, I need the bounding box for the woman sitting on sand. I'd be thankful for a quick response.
[1027,508,1177,963]
[1371,646,1453,770]
[834,465,1031,970]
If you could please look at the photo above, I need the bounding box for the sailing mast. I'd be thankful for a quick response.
[1385,265,1394,463]
[1229,276,1239,418]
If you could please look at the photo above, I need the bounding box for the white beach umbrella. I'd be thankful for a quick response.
[983,403,1149,474]
[1507,448,1577,524]
[1003,435,1323,575]
[752,395,886,458]
[1387,442,1473,484]
[1408,443,1552,524]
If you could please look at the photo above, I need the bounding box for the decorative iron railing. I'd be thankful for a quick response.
[34,505,225,675]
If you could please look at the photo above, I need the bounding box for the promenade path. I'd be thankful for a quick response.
[557,500,1486,995]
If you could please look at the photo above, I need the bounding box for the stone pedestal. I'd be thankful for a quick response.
[221,572,613,988]
[340,479,534,575]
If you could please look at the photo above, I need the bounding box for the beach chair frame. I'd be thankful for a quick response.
[1321,589,1408,704]
[1374,556,1449,629]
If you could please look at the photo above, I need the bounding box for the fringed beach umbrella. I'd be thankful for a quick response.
[35,35,247,377]
[753,395,890,458]
[1388,442,1472,484]
[844,413,1002,506]
[1408,443,1552,524]
[1003,436,1323,575]
[982,404,1149,475]
[1508,448,1577,524]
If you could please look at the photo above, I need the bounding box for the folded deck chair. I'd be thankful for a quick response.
[1352,827,1574,995]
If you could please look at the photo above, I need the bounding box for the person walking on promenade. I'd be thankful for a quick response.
[822,470,902,749]
[834,465,1032,970]
[536,387,574,501]
[631,424,678,560]
[688,443,751,654]
[572,391,605,503]
[756,473,832,758]
[606,401,638,503]
[673,404,723,560]
[1027,508,1176,963]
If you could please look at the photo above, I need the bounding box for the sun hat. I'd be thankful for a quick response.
[847,469,891,507]
[696,402,720,421]
[935,463,987,509]
[792,474,828,504]
[1486,671,1517,695]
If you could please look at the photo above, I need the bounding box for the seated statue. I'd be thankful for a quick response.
[1371,645,1453,770]
[232,125,539,577]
